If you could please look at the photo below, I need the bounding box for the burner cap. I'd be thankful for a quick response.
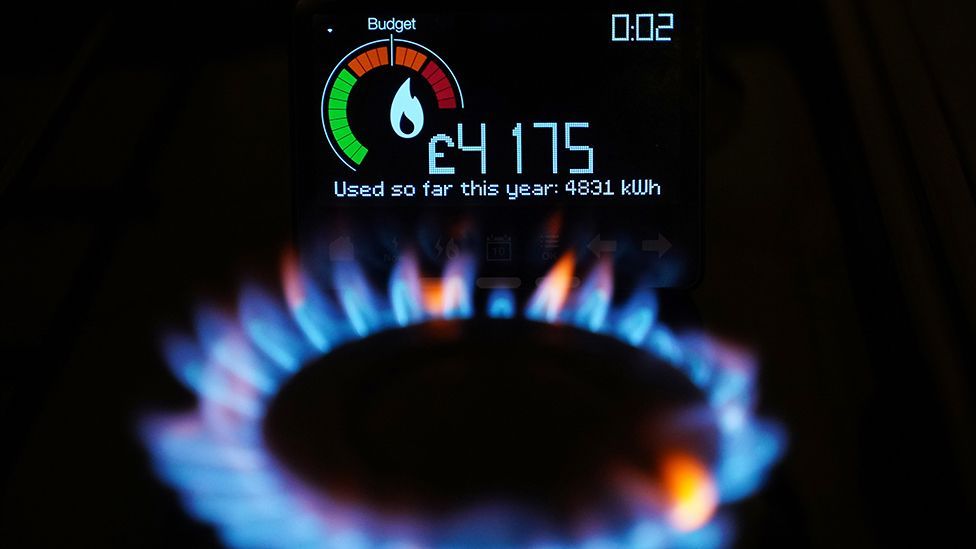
[264,318,717,521]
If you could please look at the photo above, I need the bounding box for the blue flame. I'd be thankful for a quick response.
[614,292,658,347]
[142,250,786,549]
[239,283,313,373]
[389,252,424,326]
[335,261,388,337]
[487,289,516,319]
[441,254,476,319]
[569,259,613,332]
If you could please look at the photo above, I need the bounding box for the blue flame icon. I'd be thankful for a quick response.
[390,77,424,139]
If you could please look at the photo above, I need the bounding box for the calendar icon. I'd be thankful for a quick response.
[486,235,513,262]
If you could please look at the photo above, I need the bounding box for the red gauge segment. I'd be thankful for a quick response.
[421,60,457,109]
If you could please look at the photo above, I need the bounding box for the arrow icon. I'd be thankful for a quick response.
[641,234,672,258]
[587,234,618,258]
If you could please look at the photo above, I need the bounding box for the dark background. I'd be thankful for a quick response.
[1,0,975,547]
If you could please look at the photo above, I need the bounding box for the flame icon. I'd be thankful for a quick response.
[390,78,424,139]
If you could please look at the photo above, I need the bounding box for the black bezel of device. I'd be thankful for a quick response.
[291,1,703,290]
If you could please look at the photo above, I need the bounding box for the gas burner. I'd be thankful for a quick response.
[141,249,785,548]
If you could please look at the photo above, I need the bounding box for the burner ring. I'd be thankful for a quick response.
[141,249,786,548]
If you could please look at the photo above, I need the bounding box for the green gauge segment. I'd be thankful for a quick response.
[326,68,367,165]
